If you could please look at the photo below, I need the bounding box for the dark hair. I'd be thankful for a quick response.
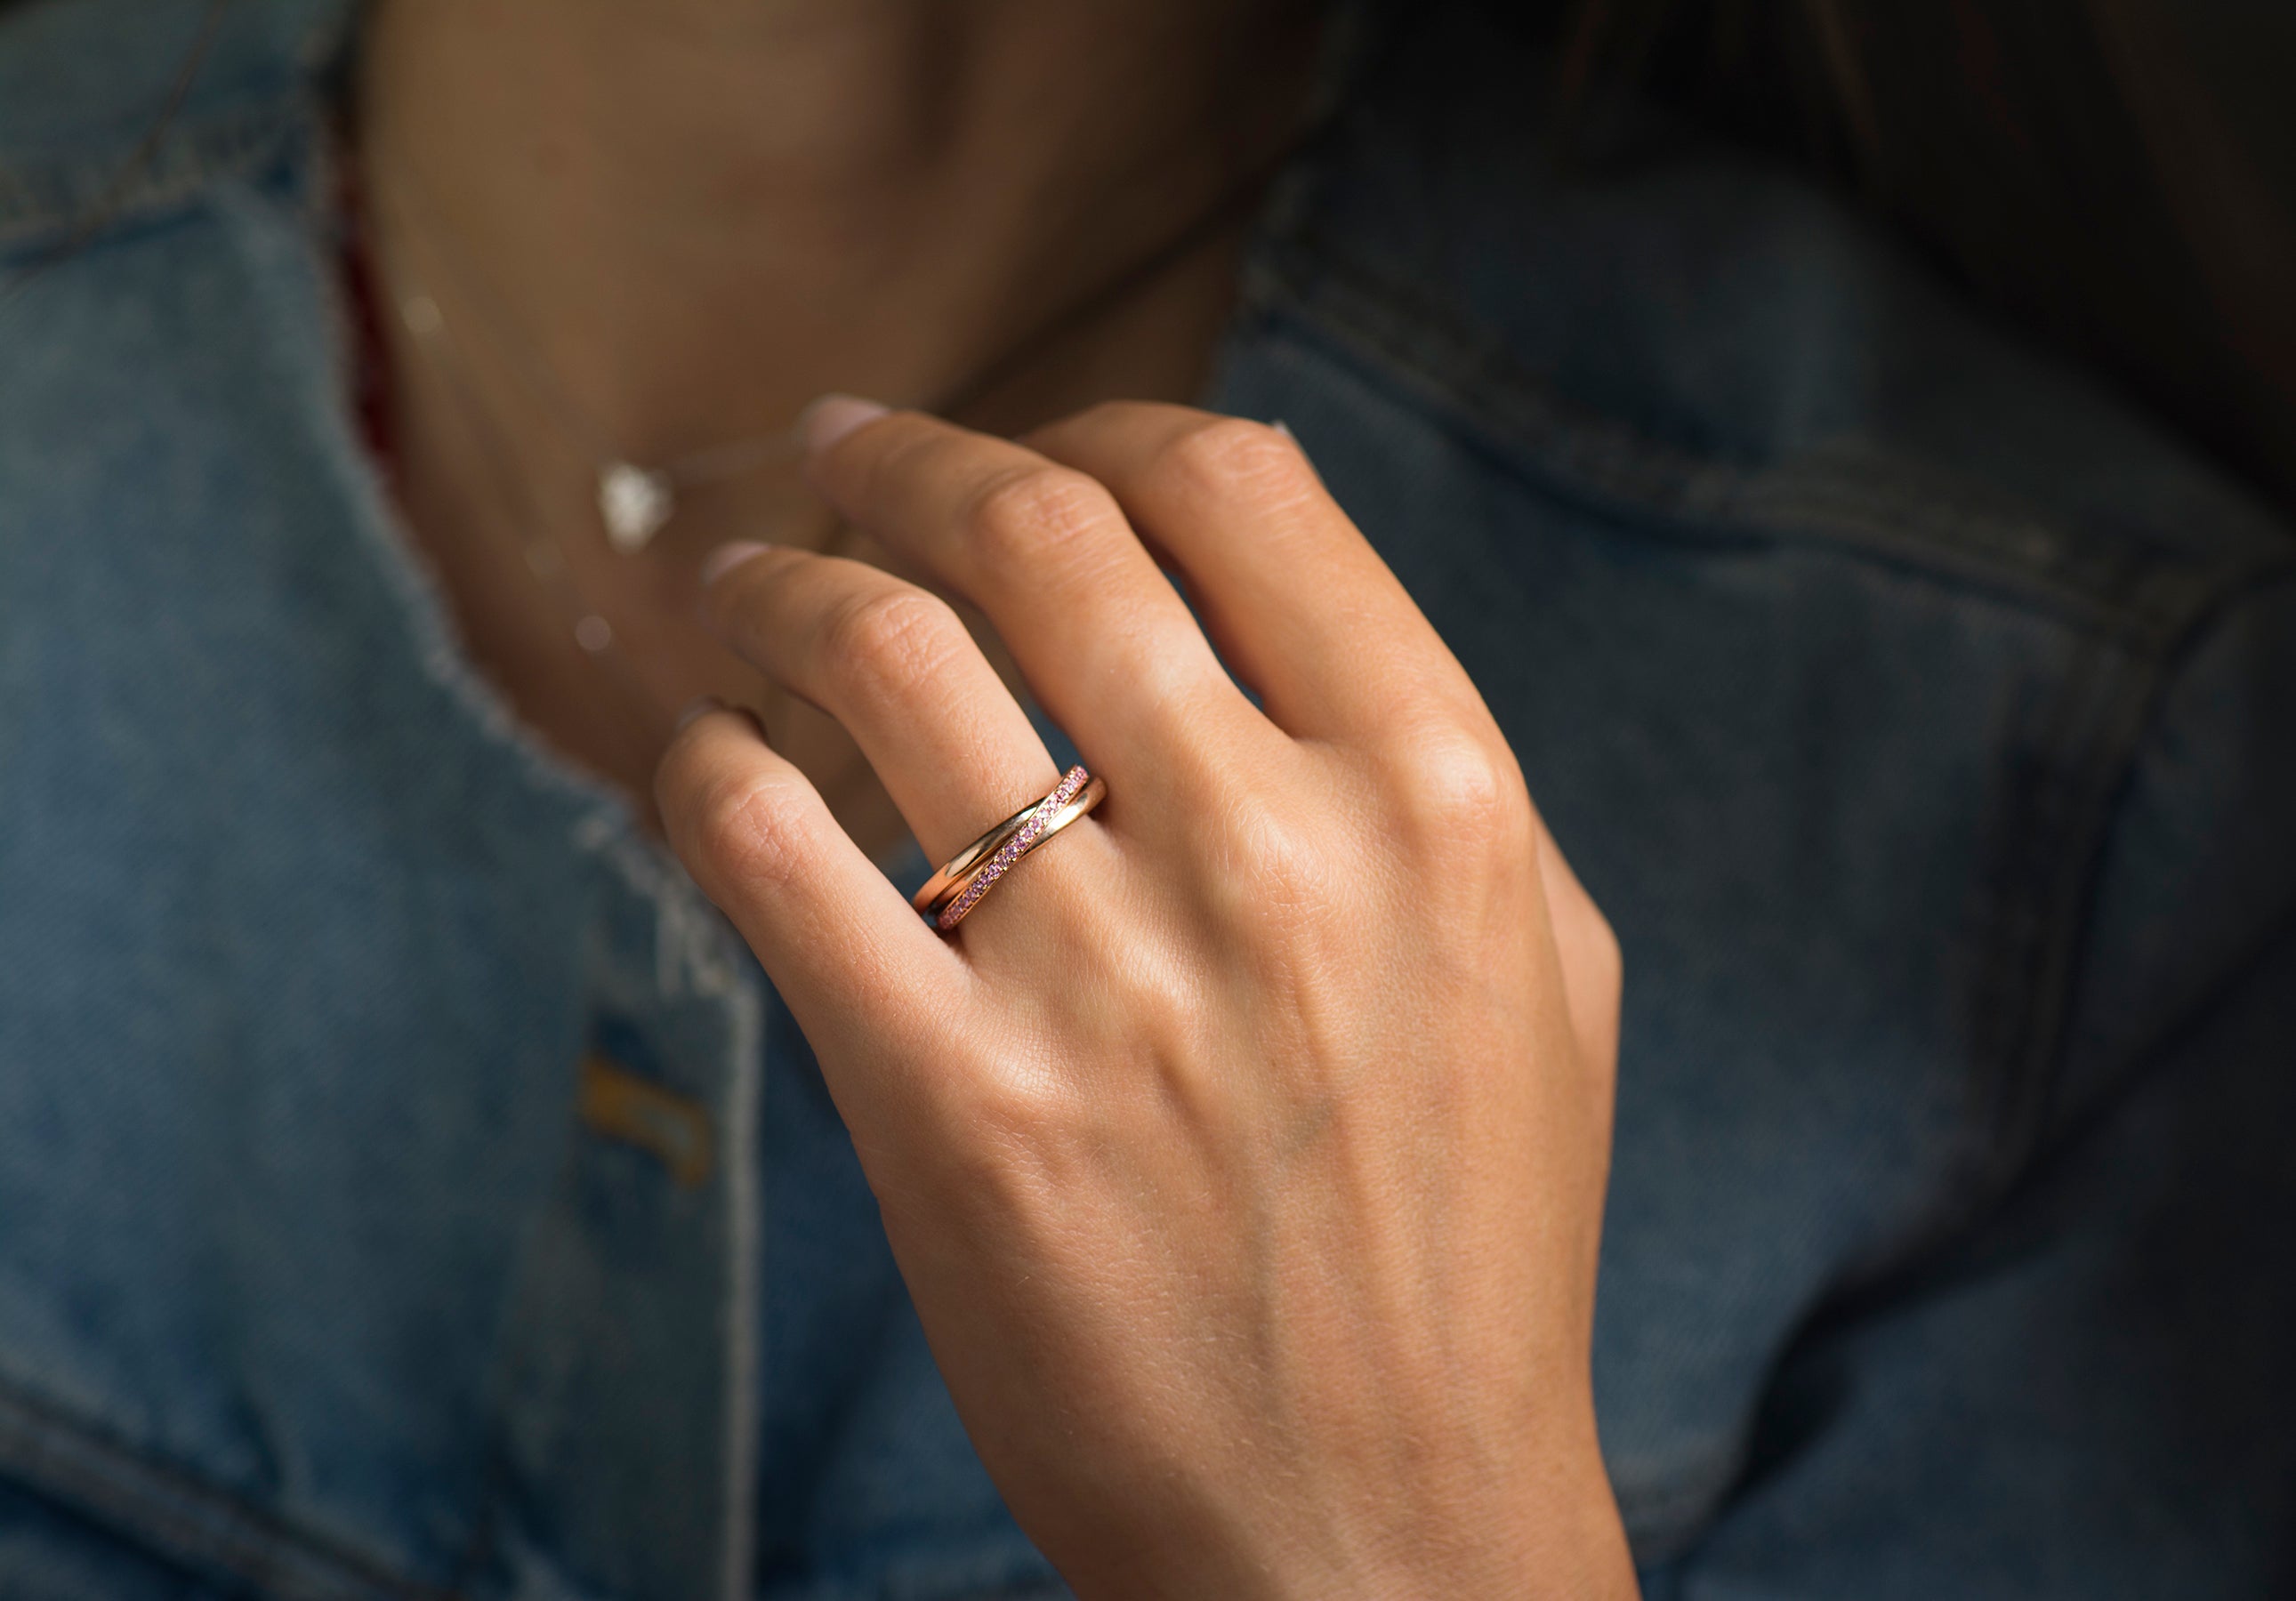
[1536,0,2296,516]
[16,0,2291,514]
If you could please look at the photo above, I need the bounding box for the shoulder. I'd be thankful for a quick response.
[1245,2,2292,640]
[1221,5,2296,1562]
[0,0,357,647]
[1259,0,2296,1103]
[0,0,351,552]
[1237,0,2296,1208]
[0,0,593,921]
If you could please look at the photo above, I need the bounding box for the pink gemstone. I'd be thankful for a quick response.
[939,766,1087,930]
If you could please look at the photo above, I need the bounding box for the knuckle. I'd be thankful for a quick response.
[1126,644,1229,736]
[963,463,1116,571]
[682,766,812,890]
[818,584,965,704]
[1155,416,1319,510]
[1385,722,1532,857]
[1230,805,1333,897]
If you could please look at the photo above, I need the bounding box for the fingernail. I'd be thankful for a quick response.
[797,392,890,456]
[700,540,771,586]
[1270,417,1322,484]
[675,694,725,731]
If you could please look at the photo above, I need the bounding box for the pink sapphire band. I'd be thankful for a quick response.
[914,765,1101,932]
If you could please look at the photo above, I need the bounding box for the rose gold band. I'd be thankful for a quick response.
[910,797,1043,915]
[912,765,1103,931]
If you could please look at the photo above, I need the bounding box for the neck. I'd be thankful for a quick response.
[357,0,1320,490]
[349,0,1321,824]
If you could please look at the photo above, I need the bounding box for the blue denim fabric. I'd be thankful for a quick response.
[3,1,2292,1597]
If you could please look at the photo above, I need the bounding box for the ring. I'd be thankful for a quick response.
[910,797,1046,915]
[913,765,1103,931]
[913,765,1103,930]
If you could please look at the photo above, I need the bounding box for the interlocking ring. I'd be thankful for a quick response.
[912,765,1104,931]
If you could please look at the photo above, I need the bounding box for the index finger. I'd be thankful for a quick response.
[800,398,1253,776]
[655,704,970,1127]
[1025,403,1483,744]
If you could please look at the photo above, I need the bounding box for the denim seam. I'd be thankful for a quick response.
[1879,558,2296,1276]
[1240,200,2296,1201]
[1239,231,2274,644]
[0,1371,448,1601]
[0,100,305,257]
[1235,205,2296,1548]
[0,0,354,254]
[2003,566,2296,1163]
[1663,637,2160,1536]
[1762,559,2295,1344]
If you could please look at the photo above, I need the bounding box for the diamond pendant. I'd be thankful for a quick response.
[598,462,674,554]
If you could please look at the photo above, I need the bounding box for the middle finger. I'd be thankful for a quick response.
[798,398,1253,777]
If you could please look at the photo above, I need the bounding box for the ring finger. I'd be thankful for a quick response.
[702,542,1061,863]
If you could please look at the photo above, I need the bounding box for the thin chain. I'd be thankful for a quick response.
[393,274,691,755]
[361,86,1338,768]
[383,174,636,476]
[367,91,1333,519]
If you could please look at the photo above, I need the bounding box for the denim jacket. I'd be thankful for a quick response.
[4,2,2292,1597]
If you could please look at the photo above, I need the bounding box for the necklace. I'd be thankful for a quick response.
[379,159,794,554]
[370,102,1326,559]
[393,262,683,769]
[355,109,1333,763]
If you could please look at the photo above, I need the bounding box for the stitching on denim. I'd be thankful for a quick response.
[0,0,357,256]
[1840,559,2295,1293]
[0,1372,447,1601]
[0,101,305,255]
[1967,635,2135,1179]
[1237,185,2296,1547]
[713,941,764,1601]
[1241,233,2277,643]
[1992,565,2296,1169]
[1764,560,2294,1347]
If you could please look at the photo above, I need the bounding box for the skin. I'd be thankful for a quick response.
[358,0,1317,836]
[663,398,1638,1598]
[359,1,1638,1591]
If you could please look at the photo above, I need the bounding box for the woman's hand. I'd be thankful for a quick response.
[659,398,1635,1600]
